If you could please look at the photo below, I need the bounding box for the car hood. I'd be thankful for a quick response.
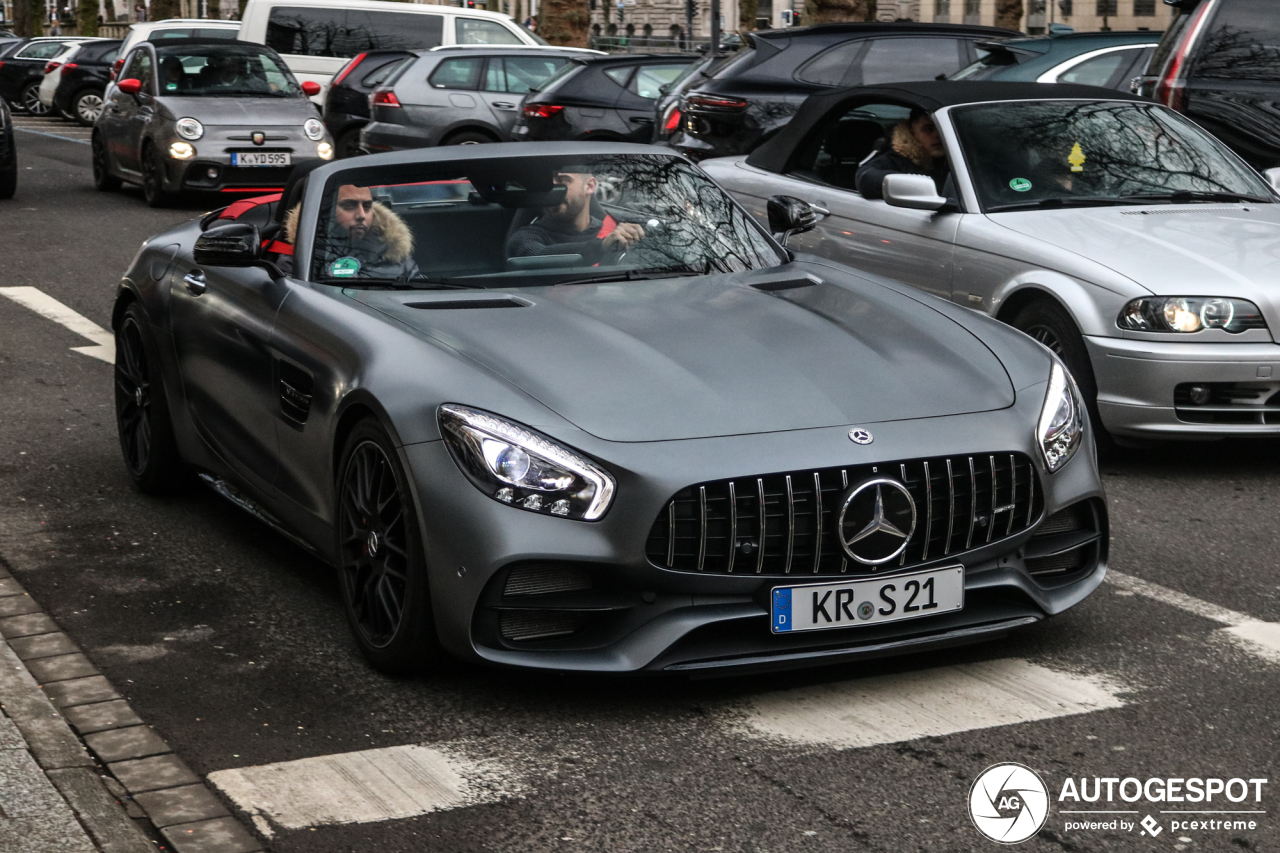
[360,269,1017,442]
[989,204,1280,311]
[156,96,317,124]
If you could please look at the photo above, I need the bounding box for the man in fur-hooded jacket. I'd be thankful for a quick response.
[306,184,419,281]
[855,110,952,201]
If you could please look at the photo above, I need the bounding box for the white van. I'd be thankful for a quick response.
[238,0,544,97]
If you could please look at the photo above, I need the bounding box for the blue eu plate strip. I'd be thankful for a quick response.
[772,588,792,632]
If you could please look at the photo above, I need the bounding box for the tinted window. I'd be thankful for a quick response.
[429,56,483,90]
[1195,0,1280,81]
[631,64,687,98]
[789,102,907,189]
[361,56,410,88]
[121,49,153,90]
[499,56,567,94]
[1057,50,1133,86]
[456,18,522,45]
[858,37,966,86]
[266,7,443,58]
[17,41,66,59]
[796,41,861,87]
[604,66,633,87]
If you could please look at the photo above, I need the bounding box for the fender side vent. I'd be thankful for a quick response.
[751,278,819,293]
[277,360,313,427]
[406,298,528,310]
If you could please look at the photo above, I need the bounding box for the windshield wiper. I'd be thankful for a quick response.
[986,196,1147,212]
[1118,190,1272,204]
[555,265,707,285]
[319,276,482,290]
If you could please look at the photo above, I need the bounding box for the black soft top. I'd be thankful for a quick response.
[747,80,1152,173]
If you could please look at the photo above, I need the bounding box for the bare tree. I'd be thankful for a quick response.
[803,0,870,25]
[151,0,181,21]
[995,0,1023,30]
[77,0,98,34]
[540,0,589,47]
[12,0,40,36]
[740,0,758,30]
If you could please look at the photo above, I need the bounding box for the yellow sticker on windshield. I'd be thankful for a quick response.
[1069,142,1086,173]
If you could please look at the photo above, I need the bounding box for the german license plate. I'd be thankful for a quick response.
[231,151,291,167]
[771,566,964,634]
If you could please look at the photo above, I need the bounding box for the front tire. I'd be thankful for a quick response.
[92,133,122,191]
[1011,299,1113,451]
[141,143,175,208]
[115,303,184,493]
[336,419,445,674]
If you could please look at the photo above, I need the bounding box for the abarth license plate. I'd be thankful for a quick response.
[771,566,964,634]
[231,151,291,167]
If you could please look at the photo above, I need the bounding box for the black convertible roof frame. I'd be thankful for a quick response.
[746,80,1152,174]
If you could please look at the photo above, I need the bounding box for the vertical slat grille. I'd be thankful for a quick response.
[645,452,1044,576]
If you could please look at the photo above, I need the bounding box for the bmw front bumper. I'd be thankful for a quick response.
[402,386,1107,674]
[1087,335,1280,437]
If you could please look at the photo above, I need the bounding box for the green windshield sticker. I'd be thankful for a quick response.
[329,257,361,278]
[166,83,178,91]
[1009,178,1033,192]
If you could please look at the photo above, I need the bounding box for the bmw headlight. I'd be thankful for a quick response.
[1118,297,1266,334]
[175,117,203,140]
[303,118,325,141]
[439,404,615,520]
[1037,361,1083,473]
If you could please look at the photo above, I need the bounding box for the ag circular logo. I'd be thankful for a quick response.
[969,763,1050,844]
[848,428,873,445]
[836,478,916,565]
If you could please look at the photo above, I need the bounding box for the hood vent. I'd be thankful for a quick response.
[750,278,819,293]
[406,298,528,310]
[1120,207,1248,216]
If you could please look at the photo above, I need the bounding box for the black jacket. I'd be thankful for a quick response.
[855,148,951,200]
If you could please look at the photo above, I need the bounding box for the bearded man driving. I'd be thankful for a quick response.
[506,171,644,264]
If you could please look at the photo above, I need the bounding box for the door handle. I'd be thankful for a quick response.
[492,102,516,110]
[630,116,654,124]
[183,270,207,295]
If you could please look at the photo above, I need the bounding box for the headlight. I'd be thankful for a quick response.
[175,117,203,140]
[304,118,324,141]
[317,141,334,160]
[1118,297,1266,334]
[1037,361,1083,473]
[168,141,195,160]
[439,404,615,520]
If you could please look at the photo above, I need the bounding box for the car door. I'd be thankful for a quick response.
[483,54,568,135]
[167,254,291,498]
[614,62,689,142]
[477,56,523,132]
[105,47,154,173]
[421,55,489,132]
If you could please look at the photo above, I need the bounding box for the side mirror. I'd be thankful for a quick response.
[194,222,262,267]
[882,173,947,211]
[301,80,321,97]
[117,77,141,96]
[767,195,828,246]
[1263,167,1280,194]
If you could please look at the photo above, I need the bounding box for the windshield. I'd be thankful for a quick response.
[154,46,302,97]
[951,100,1275,212]
[309,154,784,286]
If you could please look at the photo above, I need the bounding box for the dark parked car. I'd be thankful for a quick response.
[667,22,1018,160]
[950,30,1158,91]
[0,96,15,198]
[1136,0,1280,170]
[0,36,94,115]
[512,53,696,143]
[322,49,414,158]
[51,38,121,127]
[361,46,597,152]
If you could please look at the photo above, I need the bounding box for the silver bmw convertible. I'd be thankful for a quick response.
[702,81,1280,444]
[113,143,1106,674]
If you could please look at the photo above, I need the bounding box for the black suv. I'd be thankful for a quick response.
[52,39,120,126]
[1137,0,1280,170]
[322,49,415,158]
[667,22,1017,160]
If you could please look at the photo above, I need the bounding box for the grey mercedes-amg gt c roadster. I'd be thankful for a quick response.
[112,142,1107,675]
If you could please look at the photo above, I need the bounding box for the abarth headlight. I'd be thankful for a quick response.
[1037,361,1083,473]
[317,141,334,160]
[175,117,203,140]
[439,404,615,520]
[1118,297,1267,334]
[168,141,195,160]
[303,118,324,141]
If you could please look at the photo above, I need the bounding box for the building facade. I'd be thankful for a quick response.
[928,0,1173,35]
[589,0,741,46]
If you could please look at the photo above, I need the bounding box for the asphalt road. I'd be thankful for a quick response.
[1,124,1279,853]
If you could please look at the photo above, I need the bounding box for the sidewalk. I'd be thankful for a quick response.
[0,557,263,853]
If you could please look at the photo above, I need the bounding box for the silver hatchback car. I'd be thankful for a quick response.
[704,81,1280,444]
[92,39,333,206]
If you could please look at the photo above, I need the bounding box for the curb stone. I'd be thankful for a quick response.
[0,554,266,853]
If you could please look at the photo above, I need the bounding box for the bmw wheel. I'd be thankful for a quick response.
[336,419,444,673]
[92,133,122,191]
[115,303,183,493]
[73,90,105,127]
[20,82,51,117]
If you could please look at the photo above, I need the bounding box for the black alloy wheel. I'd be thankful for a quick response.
[1011,298,1113,451]
[73,90,105,127]
[19,82,50,116]
[92,132,121,191]
[337,419,443,673]
[114,303,183,492]
[141,143,173,208]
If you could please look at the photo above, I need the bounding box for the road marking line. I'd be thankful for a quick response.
[13,127,91,145]
[207,744,516,836]
[1108,571,1280,662]
[736,658,1125,750]
[0,286,113,364]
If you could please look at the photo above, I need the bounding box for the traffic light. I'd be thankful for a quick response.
[686,0,697,17]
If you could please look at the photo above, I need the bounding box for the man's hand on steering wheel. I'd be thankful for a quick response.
[602,222,645,252]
